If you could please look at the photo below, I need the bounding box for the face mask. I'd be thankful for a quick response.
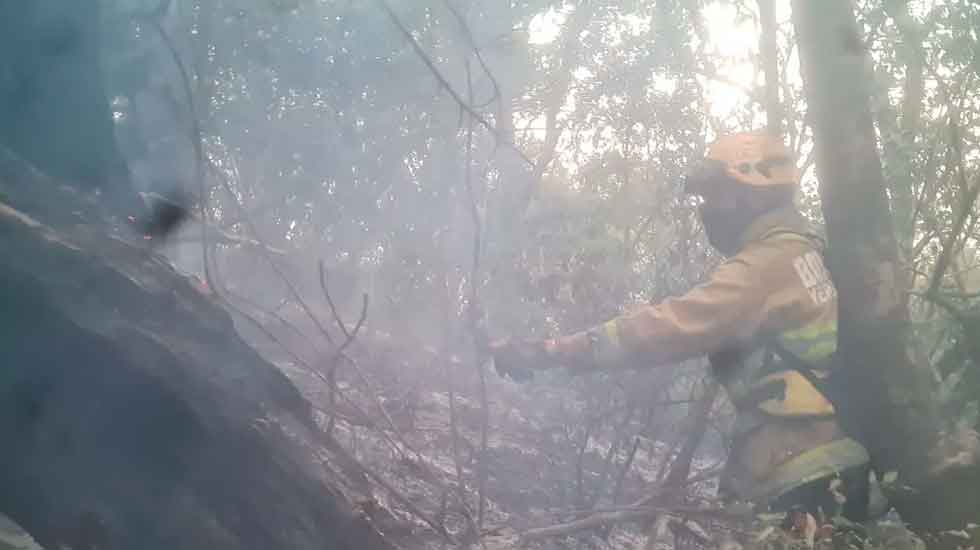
[698,203,751,256]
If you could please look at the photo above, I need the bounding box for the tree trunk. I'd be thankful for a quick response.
[0,151,398,550]
[792,0,979,531]
[757,0,784,135]
[0,1,127,194]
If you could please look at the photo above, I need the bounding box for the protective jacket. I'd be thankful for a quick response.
[559,206,869,505]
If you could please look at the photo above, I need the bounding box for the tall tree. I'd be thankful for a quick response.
[792,0,979,530]
[757,0,783,135]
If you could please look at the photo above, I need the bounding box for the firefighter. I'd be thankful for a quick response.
[492,131,874,526]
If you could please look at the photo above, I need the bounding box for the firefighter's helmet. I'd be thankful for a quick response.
[685,131,800,194]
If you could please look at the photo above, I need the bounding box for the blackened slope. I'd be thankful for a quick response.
[0,156,395,550]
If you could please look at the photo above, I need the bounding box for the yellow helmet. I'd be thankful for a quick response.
[686,131,800,193]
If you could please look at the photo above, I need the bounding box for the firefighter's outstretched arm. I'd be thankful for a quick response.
[492,255,769,377]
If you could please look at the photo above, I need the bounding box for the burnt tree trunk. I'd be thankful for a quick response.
[792,0,979,531]
[0,152,398,550]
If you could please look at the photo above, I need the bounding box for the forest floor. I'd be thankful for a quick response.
[261,331,724,550]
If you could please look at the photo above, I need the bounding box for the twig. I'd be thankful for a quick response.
[316,357,477,543]
[318,259,353,340]
[223,289,319,357]
[216,176,337,347]
[330,378,411,460]
[927,113,980,295]
[664,380,719,487]
[519,505,735,542]
[632,466,724,508]
[669,519,713,548]
[445,352,467,503]
[219,292,408,459]
[440,362,483,544]
[462,56,492,530]
[440,0,501,112]
[521,508,657,542]
[439,270,471,534]
[319,428,455,542]
[908,290,965,322]
[590,405,637,509]
[144,14,216,295]
[210,285,312,371]
[168,200,288,255]
[611,437,641,505]
[214,273,401,462]
[597,434,643,541]
[575,419,597,508]
[375,0,535,168]
[321,295,367,433]
[346,356,420,459]
[326,365,338,434]
[317,260,367,430]
[334,294,370,358]
[192,210,361,446]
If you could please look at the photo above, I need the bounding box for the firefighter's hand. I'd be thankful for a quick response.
[489,338,554,383]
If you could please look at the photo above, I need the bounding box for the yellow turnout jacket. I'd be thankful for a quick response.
[557,207,869,501]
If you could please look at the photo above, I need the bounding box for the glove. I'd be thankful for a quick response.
[489,338,552,383]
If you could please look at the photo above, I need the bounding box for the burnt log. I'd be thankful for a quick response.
[0,151,397,550]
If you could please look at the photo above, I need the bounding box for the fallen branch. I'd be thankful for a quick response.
[519,505,735,542]
[163,210,287,255]
[521,508,657,542]
[633,465,724,508]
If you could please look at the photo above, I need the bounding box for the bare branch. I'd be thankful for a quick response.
[319,260,352,340]
[590,405,637,509]
[610,437,641,506]
[164,217,287,255]
[927,114,980,295]
[216,176,337,347]
[224,288,321,358]
[375,0,535,168]
[664,379,720,487]
[632,466,725,508]
[460,56,492,530]
[334,293,370,359]
[319,429,455,543]
[440,0,501,112]
[521,508,657,542]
